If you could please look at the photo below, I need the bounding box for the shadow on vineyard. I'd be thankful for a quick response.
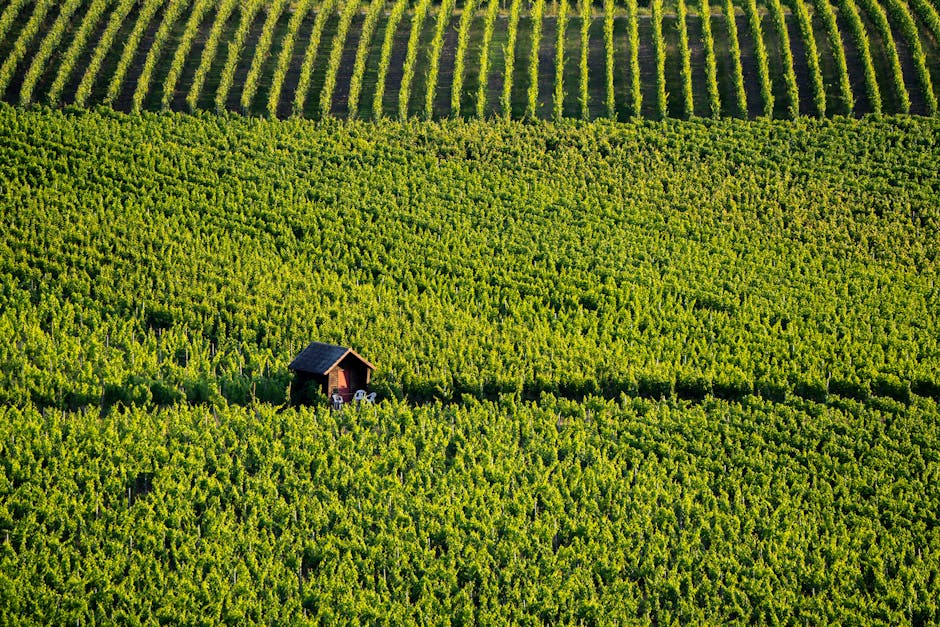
[79,367,938,418]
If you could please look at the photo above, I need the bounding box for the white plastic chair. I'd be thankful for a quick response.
[353,390,367,404]
[364,392,377,404]
[331,394,343,411]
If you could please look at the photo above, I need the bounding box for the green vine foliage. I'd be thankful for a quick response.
[503,0,524,118]
[787,0,826,117]
[132,0,189,113]
[767,0,800,117]
[527,0,545,119]
[476,0,500,117]
[161,0,215,111]
[676,0,694,118]
[604,0,615,118]
[722,0,747,117]
[46,0,114,105]
[554,0,569,121]
[882,0,936,115]
[652,0,667,119]
[856,0,909,113]
[17,0,84,106]
[451,0,478,117]
[1,104,940,624]
[0,0,54,99]
[626,0,640,117]
[373,0,410,119]
[215,0,264,113]
[293,0,338,116]
[812,0,854,115]
[268,0,317,117]
[0,0,30,45]
[700,0,720,118]
[743,0,774,117]
[104,0,163,106]
[1,106,938,415]
[319,0,363,118]
[241,0,289,115]
[579,0,592,119]
[1,389,939,622]
[839,0,882,115]
[399,0,433,119]
[187,0,239,112]
[424,0,457,120]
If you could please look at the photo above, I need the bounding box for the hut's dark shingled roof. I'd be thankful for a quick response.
[289,342,375,374]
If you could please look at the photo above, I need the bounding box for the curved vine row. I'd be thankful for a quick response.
[132,0,188,113]
[241,0,289,115]
[373,0,409,119]
[187,0,239,112]
[161,0,214,110]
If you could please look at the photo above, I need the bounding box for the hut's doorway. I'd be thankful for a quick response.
[336,369,350,400]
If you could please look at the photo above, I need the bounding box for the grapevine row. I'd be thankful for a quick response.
[347,0,386,119]
[0,0,54,100]
[579,0,591,118]
[626,0,640,117]
[18,0,85,106]
[856,0,910,112]
[4,0,937,120]
[0,0,30,46]
[104,0,163,106]
[476,0,499,117]
[744,0,774,116]
[767,0,800,117]
[788,0,827,116]
[527,0,545,119]
[74,0,136,107]
[604,0,615,118]
[451,0,478,117]
[723,0,748,117]
[399,0,432,119]
[373,0,409,119]
[293,0,337,116]
[187,0,238,111]
[554,0,569,120]
[161,0,213,110]
[811,0,854,115]
[910,0,940,47]
[838,0,882,114]
[652,0,667,118]
[320,0,363,118]
[883,0,936,115]
[132,0,188,113]
[46,0,113,105]
[424,0,457,120]
[502,0,523,117]
[215,0,264,113]
[241,0,289,114]
[676,0,694,118]
[267,0,316,117]
[700,0,721,117]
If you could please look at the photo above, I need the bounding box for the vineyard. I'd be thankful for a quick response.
[1,105,940,621]
[1,0,940,119]
[2,0,940,621]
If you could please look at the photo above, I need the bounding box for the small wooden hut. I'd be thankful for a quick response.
[289,342,374,403]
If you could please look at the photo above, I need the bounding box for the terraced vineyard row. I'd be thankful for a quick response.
[2,0,939,118]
